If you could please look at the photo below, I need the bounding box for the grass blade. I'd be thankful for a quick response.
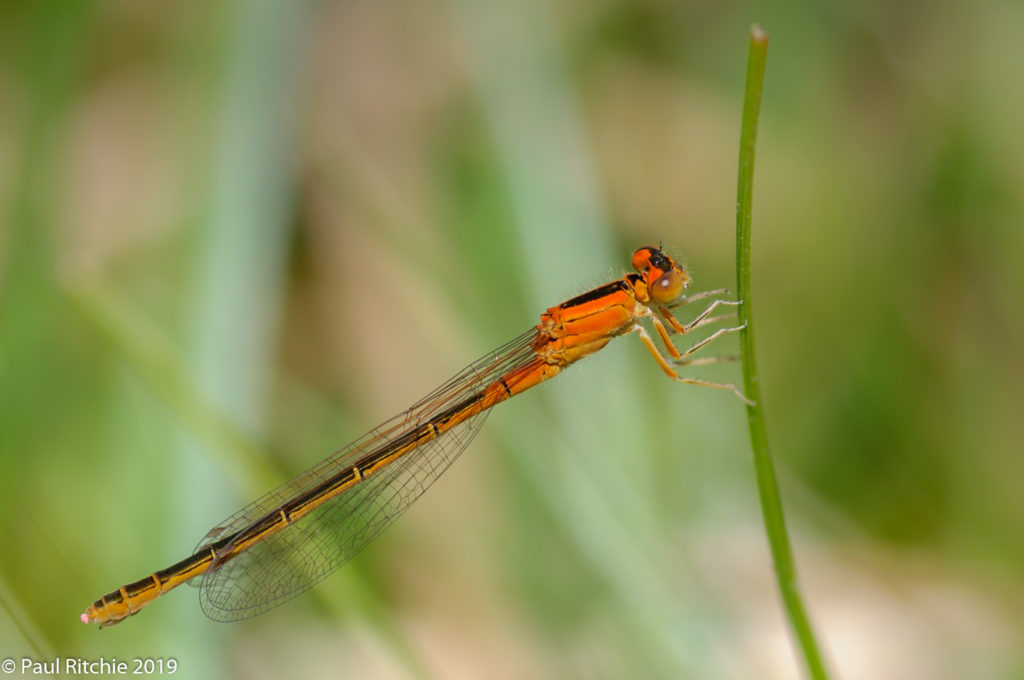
[735,24,832,680]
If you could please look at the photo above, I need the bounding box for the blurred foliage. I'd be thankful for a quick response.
[1,0,1023,678]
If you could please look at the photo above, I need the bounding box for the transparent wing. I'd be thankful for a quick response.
[199,410,489,621]
[193,328,539,621]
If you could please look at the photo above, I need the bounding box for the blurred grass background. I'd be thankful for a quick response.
[2,1,1023,678]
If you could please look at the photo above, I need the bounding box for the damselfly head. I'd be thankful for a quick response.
[631,245,691,305]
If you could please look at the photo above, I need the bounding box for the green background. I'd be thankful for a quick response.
[1,1,1022,678]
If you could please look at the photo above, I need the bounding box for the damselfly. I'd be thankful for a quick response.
[82,245,747,627]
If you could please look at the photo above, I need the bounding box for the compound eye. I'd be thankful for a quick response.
[651,268,686,304]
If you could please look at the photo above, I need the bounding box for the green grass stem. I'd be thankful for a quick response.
[735,25,832,680]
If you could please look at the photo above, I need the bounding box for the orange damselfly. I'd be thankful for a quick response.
[81,245,747,627]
